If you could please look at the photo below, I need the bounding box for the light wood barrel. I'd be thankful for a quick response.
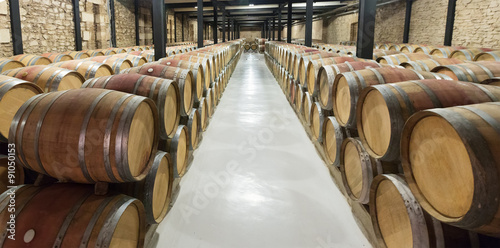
[211,84,218,108]
[302,92,313,126]
[450,48,495,61]
[156,58,205,101]
[184,53,217,80]
[401,102,500,237]
[373,50,402,60]
[0,155,24,193]
[340,137,388,204]
[298,52,338,84]
[474,51,500,61]
[0,75,43,142]
[430,46,466,58]
[10,89,159,183]
[251,44,258,50]
[0,184,145,247]
[112,53,148,66]
[3,65,85,92]
[122,64,194,117]
[197,97,208,131]
[87,56,133,74]
[332,67,451,128]
[292,50,321,79]
[10,54,52,66]
[130,50,155,63]
[358,79,500,162]
[296,83,304,113]
[162,125,189,178]
[0,58,24,73]
[377,53,433,65]
[432,61,500,83]
[82,74,181,139]
[103,49,118,55]
[400,58,463,71]
[388,44,403,51]
[321,116,349,166]
[306,56,359,94]
[205,88,214,118]
[113,151,173,224]
[168,54,212,85]
[40,52,73,62]
[310,102,333,142]
[482,77,500,86]
[400,44,422,53]
[63,51,91,59]
[369,174,496,248]
[84,50,106,57]
[317,61,382,110]
[51,60,114,79]
[181,108,200,150]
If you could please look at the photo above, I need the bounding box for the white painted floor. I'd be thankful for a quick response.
[154,53,371,248]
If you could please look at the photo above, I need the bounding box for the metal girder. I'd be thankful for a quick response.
[197,0,204,48]
[304,0,312,46]
[153,0,166,60]
[72,0,82,50]
[356,0,376,59]
[444,0,456,46]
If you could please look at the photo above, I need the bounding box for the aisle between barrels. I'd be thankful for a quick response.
[155,53,371,248]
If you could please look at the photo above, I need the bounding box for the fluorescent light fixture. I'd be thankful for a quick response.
[194,6,198,8]
[249,3,254,6]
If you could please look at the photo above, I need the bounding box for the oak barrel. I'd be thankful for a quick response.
[82,74,181,139]
[113,151,173,224]
[51,60,113,79]
[450,48,495,61]
[317,61,382,110]
[401,58,463,71]
[63,51,91,59]
[156,58,205,101]
[376,53,434,65]
[181,108,200,150]
[357,79,500,162]
[0,184,145,247]
[401,102,500,236]
[430,46,467,58]
[321,116,348,166]
[306,57,359,95]
[482,77,500,86]
[10,89,159,183]
[112,53,148,67]
[87,56,133,74]
[474,51,500,61]
[298,52,338,84]
[432,61,500,83]
[0,75,43,142]
[332,67,451,128]
[302,92,313,126]
[310,102,332,142]
[162,125,189,178]
[372,50,401,60]
[10,54,52,66]
[0,58,24,73]
[3,65,85,92]
[197,97,208,131]
[121,64,194,117]
[40,52,73,62]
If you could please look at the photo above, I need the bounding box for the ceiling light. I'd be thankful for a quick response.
[194,6,198,8]
[249,4,254,6]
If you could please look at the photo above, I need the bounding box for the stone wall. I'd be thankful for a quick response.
[240,27,261,42]
[79,0,111,50]
[281,19,323,41]
[137,0,152,45]
[408,0,447,45]
[115,0,136,47]
[374,0,406,44]
[21,0,75,54]
[0,1,13,57]
[322,13,358,44]
[453,0,500,48]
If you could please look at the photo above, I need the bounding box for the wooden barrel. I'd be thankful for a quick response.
[302,92,313,126]
[112,48,127,54]
[184,52,217,79]
[130,50,155,63]
[388,44,403,51]
[376,43,393,50]
[51,60,113,79]
[340,137,389,204]
[474,51,500,61]
[373,50,401,60]
[291,50,321,79]
[450,48,495,61]
[321,117,355,167]
[87,56,133,74]
[156,58,205,101]
[82,74,181,139]
[197,97,208,131]
[432,61,500,83]
[401,102,500,236]
[103,49,118,55]
[205,88,214,118]
[400,44,422,53]
[10,89,159,183]
[181,108,200,150]
[63,51,91,59]
[296,85,305,115]
[482,77,500,86]
[162,125,189,178]
[40,52,73,62]
[168,54,212,84]
[0,75,43,142]
[251,44,258,50]
[400,58,463,71]
[0,155,24,193]
[10,54,52,66]
[332,67,452,128]
[0,184,145,247]
[430,46,466,58]
[113,151,173,224]
[3,65,85,92]
[358,79,500,162]
[84,50,106,57]
[369,174,498,248]
[317,61,382,110]
[376,53,433,65]
[211,84,218,108]
[310,102,332,142]
[0,59,24,73]
[305,57,359,94]
[244,44,251,51]
[112,53,148,66]
[298,52,338,84]
[122,64,194,117]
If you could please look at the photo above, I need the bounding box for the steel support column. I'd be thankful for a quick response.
[197,0,203,48]
[278,5,282,41]
[444,0,456,46]
[72,0,82,50]
[109,0,117,47]
[355,0,376,59]
[174,13,177,43]
[403,0,412,43]
[222,8,226,42]
[182,14,185,42]
[272,17,275,40]
[287,1,292,43]
[152,0,166,60]
[304,0,313,47]
[213,0,218,44]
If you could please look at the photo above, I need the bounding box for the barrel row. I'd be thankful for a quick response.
[264,42,500,246]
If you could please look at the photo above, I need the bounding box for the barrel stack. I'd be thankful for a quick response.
[265,40,500,246]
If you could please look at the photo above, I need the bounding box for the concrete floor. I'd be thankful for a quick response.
[155,53,371,248]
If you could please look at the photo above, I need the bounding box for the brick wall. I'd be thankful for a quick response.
[115,0,135,47]
[322,13,358,44]
[240,27,261,42]
[0,1,13,57]
[408,0,447,45]
[138,0,152,45]
[375,0,406,43]
[453,0,500,48]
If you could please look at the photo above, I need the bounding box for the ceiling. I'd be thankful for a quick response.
[165,0,352,28]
